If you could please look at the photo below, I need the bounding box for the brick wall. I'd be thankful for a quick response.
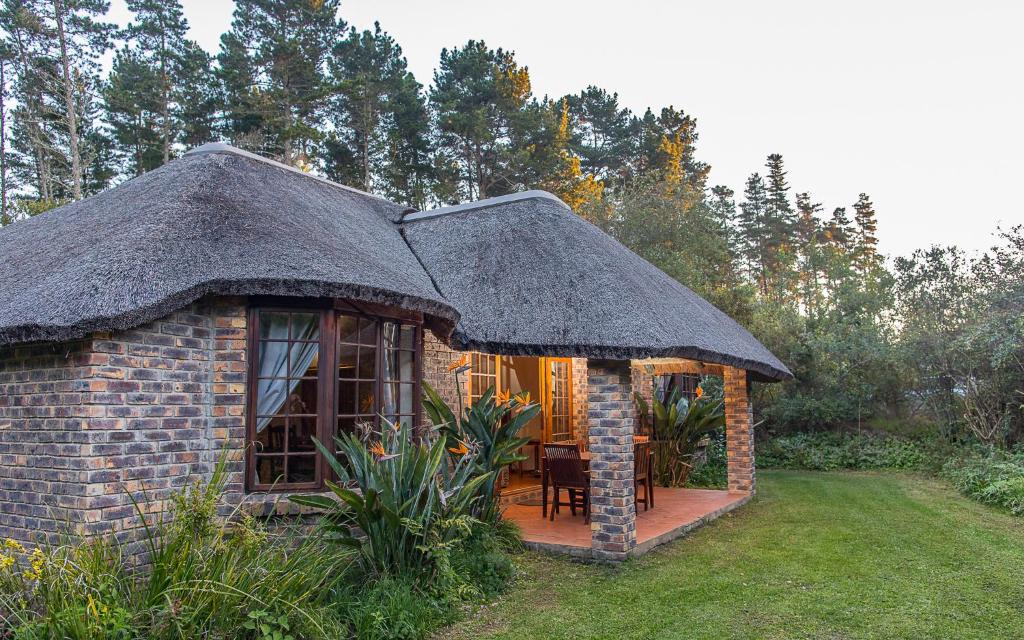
[586,359,637,561]
[724,366,755,493]
[570,357,589,441]
[422,332,468,416]
[0,296,248,549]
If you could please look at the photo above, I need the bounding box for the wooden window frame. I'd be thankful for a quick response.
[245,299,423,493]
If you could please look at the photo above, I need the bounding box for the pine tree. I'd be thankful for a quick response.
[737,172,769,294]
[325,21,432,205]
[795,191,824,314]
[708,185,737,257]
[217,0,344,165]
[539,98,602,212]
[563,85,634,188]
[852,192,880,273]
[762,153,798,298]
[429,40,541,201]
[104,48,162,175]
[119,0,214,166]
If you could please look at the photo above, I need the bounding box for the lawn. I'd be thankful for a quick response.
[440,471,1024,639]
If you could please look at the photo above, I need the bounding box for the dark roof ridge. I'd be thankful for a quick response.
[402,190,569,223]
[186,142,394,204]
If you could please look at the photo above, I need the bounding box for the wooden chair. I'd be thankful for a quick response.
[635,440,654,510]
[544,443,590,523]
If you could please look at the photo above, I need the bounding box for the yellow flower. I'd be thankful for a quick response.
[495,389,512,406]
[513,391,531,405]
[4,539,24,553]
[369,441,386,458]
[448,441,469,456]
[447,354,469,372]
[695,386,704,399]
[0,554,14,570]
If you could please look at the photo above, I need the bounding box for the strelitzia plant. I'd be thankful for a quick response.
[422,381,541,523]
[635,384,725,486]
[290,419,488,578]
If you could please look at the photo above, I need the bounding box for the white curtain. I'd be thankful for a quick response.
[256,315,320,432]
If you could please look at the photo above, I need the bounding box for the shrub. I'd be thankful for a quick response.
[685,431,728,488]
[0,455,351,640]
[759,432,930,471]
[943,448,1024,515]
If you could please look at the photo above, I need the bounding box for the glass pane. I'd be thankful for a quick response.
[399,325,416,351]
[255,456,284,485]
[289,416,316,452]
[255,415,286,452]
[337,380,356,415]
[358,319,378,345]
[398,415,413,429]
[257,341,290,378]
[382,322,398,350]
[358,346,377,379]
[288,342,320,379]
[287,455,316,483]
[383,350,414,382]
[338,344,358,377]
[398,383,414,414]
[338,314,359,344]
[288,378,317,414]
[358,383,375,415]
[337,416,357,437]
[259,312,289,341]
[291,313,320,341]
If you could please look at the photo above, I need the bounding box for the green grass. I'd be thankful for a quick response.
[439,471,1024,640]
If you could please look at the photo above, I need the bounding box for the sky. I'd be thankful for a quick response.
[107,0,1024,258]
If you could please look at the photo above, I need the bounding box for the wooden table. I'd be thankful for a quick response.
[540,450,654,518]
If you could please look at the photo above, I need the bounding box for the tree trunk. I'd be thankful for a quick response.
[160,32,170,164]
[53,0,83,200]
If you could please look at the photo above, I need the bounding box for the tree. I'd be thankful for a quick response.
[217,0,344,165]
[538,98,602,213]
[103,48,162,174]
[429,40,541,201]
[52,0,113,199]
[737,172,769,294]
[852,192,880,274]
[563,85,634,188]
[794,192,824,314]
[325,21,433,205]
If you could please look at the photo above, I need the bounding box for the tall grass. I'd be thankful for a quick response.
[0,455,353,639]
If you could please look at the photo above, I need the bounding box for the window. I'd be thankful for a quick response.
[657,373,701,401]
[247,302,421,491]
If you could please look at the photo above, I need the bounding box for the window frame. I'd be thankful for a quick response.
[245,299,423,493]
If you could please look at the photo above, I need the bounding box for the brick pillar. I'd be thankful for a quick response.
[587,359,636,561]
[724,366,755,493]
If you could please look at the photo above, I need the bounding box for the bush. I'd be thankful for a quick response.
[943,448,1024,515]
[0,456,352,640]
[759,432,930,471]
[685,431,728,488]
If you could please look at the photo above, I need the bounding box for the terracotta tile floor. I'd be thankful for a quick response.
[503,487,751,556]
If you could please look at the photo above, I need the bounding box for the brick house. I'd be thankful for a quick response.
[0,144,790,561]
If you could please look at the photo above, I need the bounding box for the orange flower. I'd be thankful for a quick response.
[369,441,386,458]
[448,354,470,372]
[495,388,512,406]
[695,386,704,399]
[513,391,531,405]
[448,441,469,456]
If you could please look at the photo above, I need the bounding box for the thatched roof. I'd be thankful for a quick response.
[0,144,789,381]
[402,191,792,381]
[0,144,458,345]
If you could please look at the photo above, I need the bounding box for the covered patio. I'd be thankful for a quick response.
[505,487,751,557]
[403,191,792,561]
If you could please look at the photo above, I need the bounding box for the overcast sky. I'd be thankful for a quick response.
[107,0,1024,258]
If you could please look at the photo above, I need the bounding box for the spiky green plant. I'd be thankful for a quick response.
[635,387,725,486]
[422,382,540,522]
[290,419,489,578]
